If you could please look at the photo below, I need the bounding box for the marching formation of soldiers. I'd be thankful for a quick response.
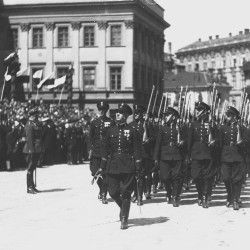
[89,85,250,230]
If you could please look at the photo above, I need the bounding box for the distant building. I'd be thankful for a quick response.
[175,29,250,109]
[1,0,169,115]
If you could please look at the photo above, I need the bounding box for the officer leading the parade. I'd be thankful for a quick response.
[97,103,142,230]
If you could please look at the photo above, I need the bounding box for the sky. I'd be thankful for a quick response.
[155,0,250,53]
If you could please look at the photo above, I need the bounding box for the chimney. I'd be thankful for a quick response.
[209,36,212,40]
[198,38,201,42]
[229,33,232,37]
[215,35,219,39]
[245,28,249,34]
[168,42,172,54]
[239,31,243,35]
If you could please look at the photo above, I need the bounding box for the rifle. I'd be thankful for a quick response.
[162,92,168,122]
[220,99,228,125]
[158,94,164,120]
[178,86,183,115]
[181,86,188,124]
[183,92,191,125]
[143,85,155,142]
[152,90,158,116]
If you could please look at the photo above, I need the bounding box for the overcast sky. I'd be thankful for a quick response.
[155,0,250,53]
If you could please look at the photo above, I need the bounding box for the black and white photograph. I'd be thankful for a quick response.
[0,0,250,249]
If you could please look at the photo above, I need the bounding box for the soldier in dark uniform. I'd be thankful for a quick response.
[187,102,217,208]
[97,103,142,229]
[23,108,43,194]
[129,104,155,205]
[89,101,114,204]
[219,106,248,210]
[153,107,185,207]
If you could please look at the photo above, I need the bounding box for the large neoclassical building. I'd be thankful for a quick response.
[0,0,169,112]
[176,29,250,107]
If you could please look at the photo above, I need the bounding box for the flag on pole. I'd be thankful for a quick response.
[33,70,43,79]
[47,75,66,90]
[4,52,17,62]
[37,72,55,89]
[17,68,30,77]
[16,68,30,83]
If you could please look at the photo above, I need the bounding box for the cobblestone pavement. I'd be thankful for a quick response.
[1,163,249,250]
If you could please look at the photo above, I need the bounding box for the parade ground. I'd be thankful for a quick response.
[1,163,250,250]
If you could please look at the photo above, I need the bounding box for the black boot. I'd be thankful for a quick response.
[137,197,143,206]
[173,197,180,207]
[27,172,36,194]
[225,182,232,207]
[233,200,239,210]
[202,196,209,208]
[101,193,108,204]
[120,199,131,230]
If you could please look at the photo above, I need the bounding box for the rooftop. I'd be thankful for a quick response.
[3,0,164,18]
[177,29,250,54]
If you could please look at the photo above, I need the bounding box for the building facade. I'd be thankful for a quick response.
[1,0,169,114]
[175,29,250,109]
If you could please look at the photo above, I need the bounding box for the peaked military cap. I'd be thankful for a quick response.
[226,106,240,118]
[195,101,210,111]
[116,103,133,116]
[133,104,147,114]
[97,101,109,110]
[163,107,180,117]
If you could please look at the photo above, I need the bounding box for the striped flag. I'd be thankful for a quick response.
[17,68,30,77]
[33,69,43,79]
[4,52,17,62]
[47,75,66,90]
[37,72,55,89]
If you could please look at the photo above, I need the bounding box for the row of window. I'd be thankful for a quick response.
[12,25,122,49]
[29,66,121,91]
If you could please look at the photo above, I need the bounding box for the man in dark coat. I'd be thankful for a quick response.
[219,106,248,210]
[41,117,57,166]
[97,103,142,229]
[89,101,115,204]
[23,108,43,194]
[187,101,217,208]
[153,107,185,207]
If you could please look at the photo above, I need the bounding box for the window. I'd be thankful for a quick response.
[31,68,43,91]
[58,27,69,47]
[110,67,121,90]
[32,28,43,48]
[12,28,18,50]
[57,67,68,78]
[110,26,121,46]
[84,26,95,46]
[83,67,95,88]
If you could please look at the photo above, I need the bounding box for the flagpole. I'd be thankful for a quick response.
[1,67,9,102]
[58,86,64,105]
[35,76,41,103]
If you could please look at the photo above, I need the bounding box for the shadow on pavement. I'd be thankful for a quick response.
[40,188,71,193]
[129,216,169,227]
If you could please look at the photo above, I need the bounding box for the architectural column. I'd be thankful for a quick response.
[45,23,55,76]
[124,21,134,89]
[97,22,108,90]
[71,22,81,89]
[19,23,30,69]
